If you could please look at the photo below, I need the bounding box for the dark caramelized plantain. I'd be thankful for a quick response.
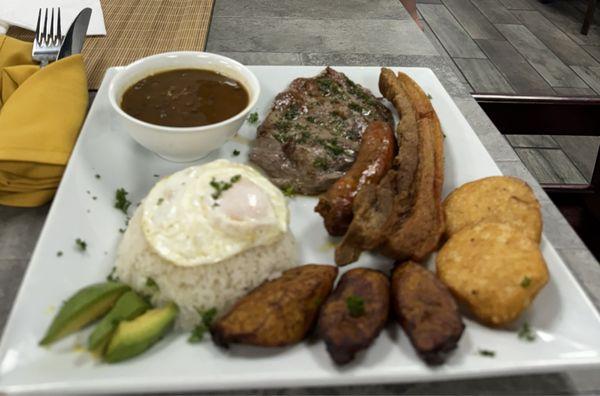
[211,264,338,347]
[317,268,390,364]
[391,261,464,365]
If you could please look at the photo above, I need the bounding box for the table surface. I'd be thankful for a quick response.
[2,0,600,394]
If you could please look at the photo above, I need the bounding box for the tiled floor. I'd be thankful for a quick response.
[417,0,600,96]
[412,0,600,185]
[506,134,599,184]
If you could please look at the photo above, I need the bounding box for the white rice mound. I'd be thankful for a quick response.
[115,207,299,330]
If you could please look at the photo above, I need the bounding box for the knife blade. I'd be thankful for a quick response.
[57,8,92,60]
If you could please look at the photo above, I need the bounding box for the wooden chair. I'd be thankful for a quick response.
[581,0,597,35]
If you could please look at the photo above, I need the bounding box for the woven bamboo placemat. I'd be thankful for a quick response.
[9,0,215,89]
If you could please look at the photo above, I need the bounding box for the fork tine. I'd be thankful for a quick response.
[35,8,42,44]
[42,8,48,45]
[50,8,55,44]
[57,8,62,41]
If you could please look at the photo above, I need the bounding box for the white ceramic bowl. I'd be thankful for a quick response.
[108,52,260,162]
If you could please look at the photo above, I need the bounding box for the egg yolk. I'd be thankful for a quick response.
[218,179,274,222]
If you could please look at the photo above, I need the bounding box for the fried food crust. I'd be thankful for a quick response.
[336,67,446,265]
[443,176,542,242]
[315,121,396,236]
[211,264,338,347]
[436,222,549,326]
[392,261,464,365]
[317,268,390,364]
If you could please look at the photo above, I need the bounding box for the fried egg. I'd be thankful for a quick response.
[142,159,288,267]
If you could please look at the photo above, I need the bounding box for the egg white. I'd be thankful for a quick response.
[141,159,288,267]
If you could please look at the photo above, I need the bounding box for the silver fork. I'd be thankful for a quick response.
[32,8,63,67]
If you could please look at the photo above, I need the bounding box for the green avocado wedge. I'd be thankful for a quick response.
[87,291,150,352]
[40,282,130,346]
[104,302,178,363]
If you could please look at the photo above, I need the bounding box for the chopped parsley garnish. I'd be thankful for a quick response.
[348,82,376,105]
[56,251,63,257]
[232,149,240,156]
[306,116,317,124]
[518,322,536,342]
[313,157,329,170]
[188,307,218,343]
[114,188,131,215]
[157,198,164,206]
[281,185,295,197]
[92,196,97,200]
[247,112,259,125]
[346,295,365,317]
[146,277,159,293]
[118,228,125,233]
[317,77,341,96]
[107,267,119,282]
[348,102,362,113]
[284,105,300,120]
[153,174,160,178]
[344,75,358,89]
[322,139,344,156]
[521,276,531,288]
[297,129,310,144]
[274,132,289,144]
[210,175,242,201]
[478,349,496,357]
[75,238,87,251]
[94,174,101,179]
[427,93,433,99]
[275,119,291,133]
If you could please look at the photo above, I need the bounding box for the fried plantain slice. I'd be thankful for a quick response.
[211,264,338,347]
[317,268,390,364]
[392,261,464,365]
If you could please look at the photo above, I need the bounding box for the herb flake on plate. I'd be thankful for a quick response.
[521,276,531,288]
[107,267,119,282]
[188,307,217,343]
[518,322,536,342]
[478,349,496,357]
[281,185,295,197]
[247,112,259,125]
[75,238,87,252]
[114,188,131,215]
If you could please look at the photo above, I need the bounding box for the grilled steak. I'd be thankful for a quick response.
[249,67,393,195]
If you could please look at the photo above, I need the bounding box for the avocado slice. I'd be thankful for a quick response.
[87,291,150,352]
[40,282,130,346]
[104,302,178,363]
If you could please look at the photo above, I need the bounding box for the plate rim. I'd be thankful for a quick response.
[2,65,600,394]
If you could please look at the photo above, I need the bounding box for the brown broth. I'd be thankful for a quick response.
[120,69,249,127]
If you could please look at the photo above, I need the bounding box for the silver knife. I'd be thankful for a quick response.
[57,8,92,60]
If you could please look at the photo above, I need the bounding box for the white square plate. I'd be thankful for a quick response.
[1,66,600,394]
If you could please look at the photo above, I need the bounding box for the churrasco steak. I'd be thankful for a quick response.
[249,67,393,195]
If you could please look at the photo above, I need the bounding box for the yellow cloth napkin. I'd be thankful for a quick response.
[0,35,88,207]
